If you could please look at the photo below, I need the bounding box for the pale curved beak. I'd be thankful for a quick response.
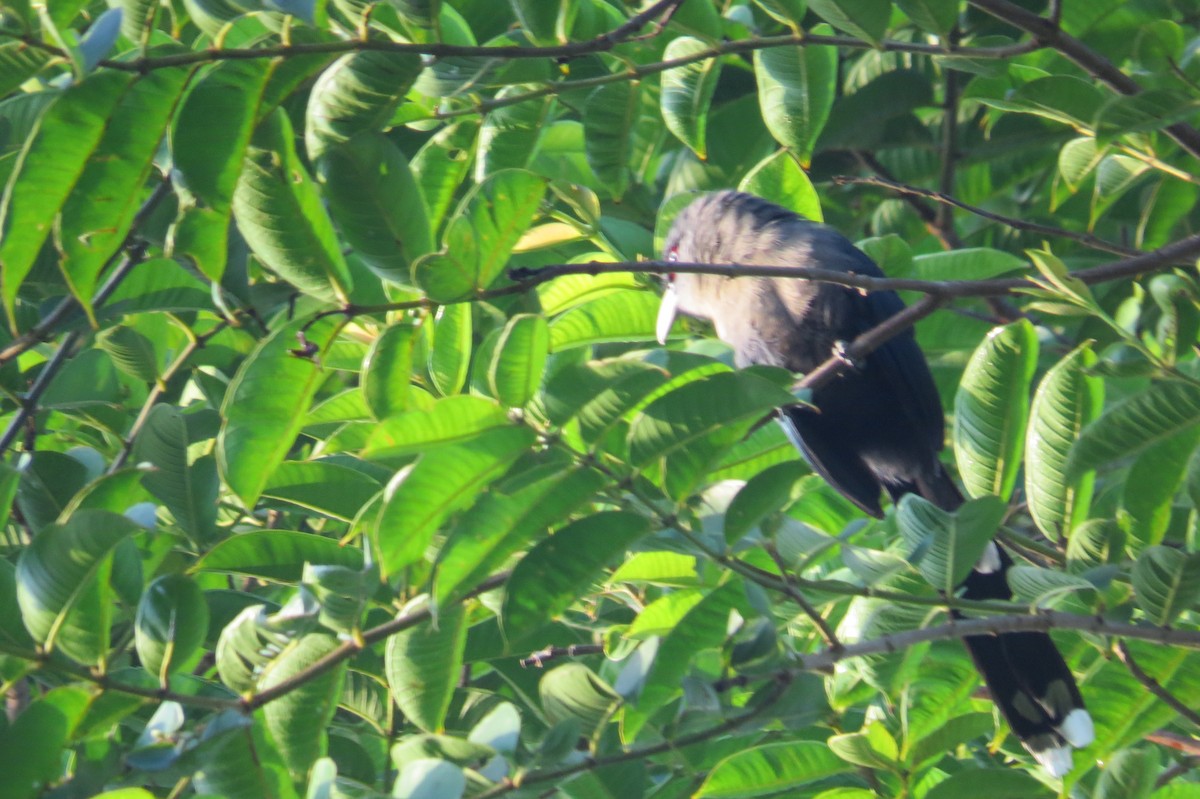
[656,285,679,345]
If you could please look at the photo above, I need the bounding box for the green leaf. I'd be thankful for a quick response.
[923,769,1054,799]
[195,530,364,581]
[725,461,810,544]
[906,712,994,767]
[488,313,549,407]
[391,0,443,41]
[908,248,1025,281]
[695,741,852,798]
[1069,378,1200,477]
[218,316,341,508]
[411,122,478,235]
[259,633,347,781]
[739,150,823,223]
[1006,565,1097,606]
[363,396,511,459]
[1122,427,1200,550]
[753,44,837,165]
[0,43,51,97]
[318,133,434,284]
[953,320,1039,501]
[661,36,722,159]
[192,713,298,799]
[0,71,135,321]
[374,426,534,578]
[628,580,745,737]
[752,0,808,28]
[540,663,622,738]
[827,724,898,770]
[414,169,548,301]
[1095,748,1159,799]
[96,324,159,383]
[428,302,472,396]
[806,0,890,43]
[1131,546,1200,625]
[895,0,957,36]
[304,51,424,159]
[385,600,466,733]
[0,687,91,799]
[362,322,418,420]
[262,460,382,522]
[979,76,1106,130]
[135,405,218,543]
[57,67,192,317]
[135,574,209,682]
[897,495,1007,593]
[434,465,607,605]
[171,60,271,282]
[394,759,466,799]
[628,370,796,467]
[15,510,142,664]
[234,108,352,304]
[503,511,650,642]
[476,85,556,179]
[548,289,661,350]
[583,81,645,200]
[1025,344,1103,541]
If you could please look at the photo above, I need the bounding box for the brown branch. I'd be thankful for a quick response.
[508,233,1200,300]
[834,174,1142,258]
[1147,732,1200,757]
[967,0,1200,161]
[242,571,511,711]
[520,644,605,668]
[3,25,1041,76]
[108,320,231,473]
[1115,640,1200,728]
[0,330,82,458]
[0,179,173,367]
[473,674,795,799]
[794,295,946,393]
[765,544,844,650]
[851,152,962,250]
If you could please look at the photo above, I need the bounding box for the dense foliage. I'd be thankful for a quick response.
[0,0,1198,797]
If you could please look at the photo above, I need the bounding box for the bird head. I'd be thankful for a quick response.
[656,191,795,345]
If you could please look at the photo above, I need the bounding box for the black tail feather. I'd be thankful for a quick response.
[919,467,1092,774]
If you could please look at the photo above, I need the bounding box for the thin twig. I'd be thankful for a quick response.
[507,232,1200,300]
[967,0,1200,161]
[1115,640,1200,728]
[0,180,172,366]
[472,674,793,799]
[833,174,1142,258]
[851,151,963,250]
[765,544,843,650]
[0,331,82,458]
[520,644,605,668]
[108,320,231,473]
[2,27,1041,75]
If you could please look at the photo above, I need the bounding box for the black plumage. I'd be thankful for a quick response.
[656,191,1091,775]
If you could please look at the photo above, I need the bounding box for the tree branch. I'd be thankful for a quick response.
[833,174,1142,258]
[0,330,82,458]
[967,0,1200,161]
[508,232,1200,300]
[0,179,172,367]
[3,25,1040,75]
[1115,640,1200,729]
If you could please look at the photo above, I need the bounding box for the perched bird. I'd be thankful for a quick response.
[656,190,1092,776]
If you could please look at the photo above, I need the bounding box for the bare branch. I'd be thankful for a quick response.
[1116,640,1200,729]
[967,0,1200,161]
[508,233,1200,300]
[833,174,1142,259]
